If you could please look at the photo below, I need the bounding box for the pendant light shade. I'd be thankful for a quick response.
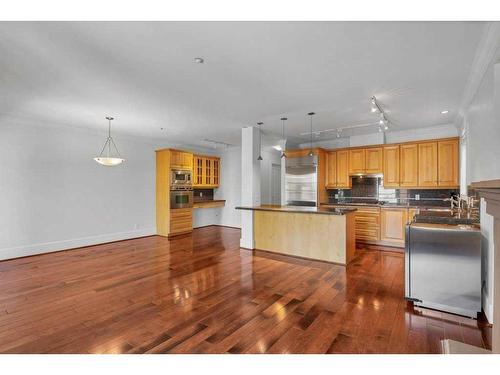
[280,117,287,159]
[257,122,263,161]
[94,116,125,166]
[307,112,315,157]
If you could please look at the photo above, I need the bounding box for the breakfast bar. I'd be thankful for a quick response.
[236,206,357,265]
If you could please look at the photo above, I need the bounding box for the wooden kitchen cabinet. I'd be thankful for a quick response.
[383,145,400,187]
[380,208,407,246]
[170,150,193,170]
[418,142,438,187]
[170,208,193,235]
[193,155,204,186]
[193,155,221,188]
[438,139,459,187]
[336,150,351,188]
[365,147,383,174]
[353,207,380,242]
[400,144,418,187]
[325,151,337,188]
[349,149,366,175]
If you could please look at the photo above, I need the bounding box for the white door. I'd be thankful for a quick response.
[271,163,281,205]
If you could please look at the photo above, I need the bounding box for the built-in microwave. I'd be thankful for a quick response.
[171,169,192,187]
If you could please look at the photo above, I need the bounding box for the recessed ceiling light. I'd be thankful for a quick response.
[441,110,449,114]
[194,57,204,64]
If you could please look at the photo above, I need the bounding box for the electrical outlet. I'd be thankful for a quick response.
[335,194,339,199]
[415,194,420,201]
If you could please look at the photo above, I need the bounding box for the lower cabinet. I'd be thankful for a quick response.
[170,208,193,236]
[328,205,418,248]
[353,207,380,242]
[380,208,407,246]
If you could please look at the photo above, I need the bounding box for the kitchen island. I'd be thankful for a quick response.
[236,205,357,265]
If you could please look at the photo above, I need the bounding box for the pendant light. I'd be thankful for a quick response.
[280,117,287,159]
[93,116,125,166]
[257,122,263,161]
[307,112,315,157]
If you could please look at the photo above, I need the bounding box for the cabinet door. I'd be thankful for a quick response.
[170,208,193,235]
[193,156,204,187]
[349,149,366,175]
[380,208,407,246]
[400,144,418,187]
[336,150,350,188]
[365,147,383,174]
[418,142,438,187]
[171,151,193,170]
[438,139,459,187]
[204,158,212,186]
[383,145,400,187]
[326,151,337,188]
[212,158,220,187]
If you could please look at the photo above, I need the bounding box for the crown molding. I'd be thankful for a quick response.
[455,22,500,128]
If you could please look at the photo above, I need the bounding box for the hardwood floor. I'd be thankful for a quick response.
[0,226,491,354]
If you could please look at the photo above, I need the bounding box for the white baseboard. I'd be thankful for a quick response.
[0,227,156,261]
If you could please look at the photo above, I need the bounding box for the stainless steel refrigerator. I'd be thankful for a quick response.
[284,155,317,207]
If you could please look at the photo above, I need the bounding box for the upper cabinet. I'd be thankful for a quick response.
[325,151,337,188]
[438,139,459,187]
[400,144,419,187]
[383,145,400,187]
[365,147,383,174]
[348,147,382,175]
[336,150,351,188]
[170,150,193,170]
[193,155,221,188]
[349,149,366,175]
[418,142,438,187]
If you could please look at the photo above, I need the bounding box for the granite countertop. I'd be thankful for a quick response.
[413,210,480,225]
[235,205,357,216]
[321,202,453,209]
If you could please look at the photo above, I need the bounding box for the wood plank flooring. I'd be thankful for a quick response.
[0,226,491,353]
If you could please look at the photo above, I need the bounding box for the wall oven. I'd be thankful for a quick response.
[170,188,193,209]
[171,169,192,187]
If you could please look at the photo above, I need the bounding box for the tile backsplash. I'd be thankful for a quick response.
[327,177,459,204]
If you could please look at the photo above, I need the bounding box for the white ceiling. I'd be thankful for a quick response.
[0,21,485,146]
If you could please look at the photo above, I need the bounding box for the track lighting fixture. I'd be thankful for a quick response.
[371,97,378,113]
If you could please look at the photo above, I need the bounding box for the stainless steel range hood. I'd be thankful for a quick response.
[284,155,318,207]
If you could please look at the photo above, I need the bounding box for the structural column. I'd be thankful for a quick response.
[240,126,261,249]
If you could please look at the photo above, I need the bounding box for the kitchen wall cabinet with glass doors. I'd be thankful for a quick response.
[193,155,221,188]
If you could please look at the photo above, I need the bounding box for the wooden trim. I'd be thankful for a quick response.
[193,200,226,209]
[471,179,500,189]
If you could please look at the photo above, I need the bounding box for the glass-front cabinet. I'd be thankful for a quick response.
[192,155,221,188]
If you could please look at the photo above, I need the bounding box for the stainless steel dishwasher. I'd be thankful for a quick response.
[405,222,481,318]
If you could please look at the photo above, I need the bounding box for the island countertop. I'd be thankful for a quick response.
[236,205,357,215]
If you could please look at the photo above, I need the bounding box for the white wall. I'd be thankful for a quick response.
[215,146,242,228]
[0,122,158,260]
[461,59,500,322]
[0,120,239,260]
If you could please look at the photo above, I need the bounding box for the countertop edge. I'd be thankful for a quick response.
[235,206,357,216]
